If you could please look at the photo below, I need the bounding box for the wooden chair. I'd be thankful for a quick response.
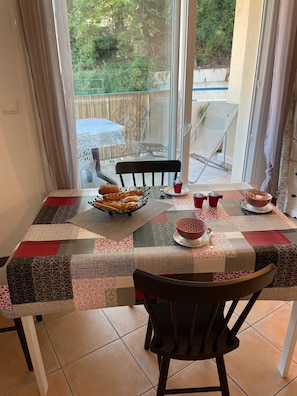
[0,257,43,371]
[133,265,276,396]
[115,159,181,187]
[0,318,34,370]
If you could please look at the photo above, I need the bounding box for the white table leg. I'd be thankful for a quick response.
[278,301,297,377]
[21,316,48,396]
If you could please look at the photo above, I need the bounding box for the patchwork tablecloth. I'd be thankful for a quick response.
[1,182,297,318]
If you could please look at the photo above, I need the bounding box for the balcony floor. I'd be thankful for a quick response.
[79,153,232,189]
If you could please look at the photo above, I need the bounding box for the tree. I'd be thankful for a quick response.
[67,0,172,93]
[196,0,236,67]
[67,0,236,94]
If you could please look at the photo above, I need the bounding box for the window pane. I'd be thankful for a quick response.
[67,0,177,187]
[188,0,236,184]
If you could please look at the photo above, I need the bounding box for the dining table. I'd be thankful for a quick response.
[1,181,297,395]
[76,118,126,182]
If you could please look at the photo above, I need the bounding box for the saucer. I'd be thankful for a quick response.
[241,200,273,214]
[164,186,190,196]
[173,231,209,248]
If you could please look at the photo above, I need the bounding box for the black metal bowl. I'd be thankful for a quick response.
[89,187,150,216]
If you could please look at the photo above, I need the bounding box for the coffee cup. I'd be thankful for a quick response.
[193,193,207,208]
[208,191,223,207]
[173,179,183,193]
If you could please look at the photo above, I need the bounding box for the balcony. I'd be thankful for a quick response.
[75,88,234,188]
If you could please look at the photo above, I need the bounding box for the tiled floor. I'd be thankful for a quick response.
[1,301,297,395]
[2,158,297,395]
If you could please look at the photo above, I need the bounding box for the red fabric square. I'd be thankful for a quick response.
[150,212,168,222]
[242,230,291,246]
[13,241,61,257]
[44,197,78,206]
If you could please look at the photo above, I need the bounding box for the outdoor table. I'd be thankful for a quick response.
[76,118,125,182]
[1,182,297,395]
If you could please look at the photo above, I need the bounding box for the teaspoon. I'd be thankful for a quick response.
[206,227,214,248]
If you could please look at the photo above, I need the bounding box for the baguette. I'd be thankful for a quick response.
[122,196,139,202]
[94,199,137,213]
[99,184,120,195]
[93,201,119,212]
[103,190,143,201]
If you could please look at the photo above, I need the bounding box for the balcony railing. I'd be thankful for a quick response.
[192,86,228,102]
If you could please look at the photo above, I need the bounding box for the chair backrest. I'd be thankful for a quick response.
[190,102,238,160]
[115,159,181,187]
[133,264,276,358]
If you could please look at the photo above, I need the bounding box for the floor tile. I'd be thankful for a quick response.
[166,359,246,395]
[253,303,297,361]
[276,376,297,395]
[142,389,157,396]
[41,311,73,324]
[103,305,148,336]
[5,370,72,396]
[240,300,287,325]
[225,327,297,396]
[63,338,152,396]
[0,332,36,394]
[45,310,118,366]
[123,326,192,386]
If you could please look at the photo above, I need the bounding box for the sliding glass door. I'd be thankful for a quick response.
[65,0,270,188]
[66,0,191,187]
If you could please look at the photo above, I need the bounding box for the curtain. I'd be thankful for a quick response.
[277,84,296,212]
[18,0,78,189]
[261,0,297,195]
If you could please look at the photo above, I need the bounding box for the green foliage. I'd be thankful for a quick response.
[94,32,118,60]
[68,0,171,94]
[196,0,236,67]
[67,0,235,94]
[73,69,104,95]
[100,56,156,93]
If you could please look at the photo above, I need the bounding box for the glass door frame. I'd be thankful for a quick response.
[178,0,197,183]
[167,0,196,184]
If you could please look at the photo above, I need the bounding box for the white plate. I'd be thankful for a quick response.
[164,186,190,196]
[241,200,273,214]
[173,231,209,248]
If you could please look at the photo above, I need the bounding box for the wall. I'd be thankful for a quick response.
[0,0,47,256]
[228,0,264,182]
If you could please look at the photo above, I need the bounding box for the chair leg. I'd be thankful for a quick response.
[157,356,170,396]
[91,148,117,185]
[144,318,152,350]
[14,318,33,371]
[216,356,230,396]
